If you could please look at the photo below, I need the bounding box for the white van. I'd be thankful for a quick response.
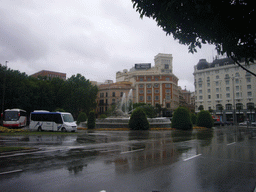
[29,111,77,132]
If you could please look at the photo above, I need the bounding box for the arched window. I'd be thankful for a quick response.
[216,104,223,111]
[166,103,170,108]
[226,104,232,110]
[247,102,254,110]
[236,103,243,110]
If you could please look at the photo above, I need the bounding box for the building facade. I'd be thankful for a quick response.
[194,58,256,122]
[96,81,135,116]
[31,70,66,80]
[116,53,179,111]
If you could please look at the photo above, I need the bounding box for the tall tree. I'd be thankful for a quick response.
[132,0,256,76]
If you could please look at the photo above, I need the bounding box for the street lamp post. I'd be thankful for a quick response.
[1,61,8,125]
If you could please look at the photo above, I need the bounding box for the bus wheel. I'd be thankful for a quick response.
[38,127,42,132]
[61,127,67,132]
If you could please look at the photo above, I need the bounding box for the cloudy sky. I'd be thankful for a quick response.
[0,0,217,91]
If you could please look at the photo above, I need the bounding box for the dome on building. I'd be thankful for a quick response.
[197,59,209,70]
[210,58,234,68]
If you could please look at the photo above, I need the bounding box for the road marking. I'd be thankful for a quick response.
[183,154,202,161]
[0,169,23,175]
[227,142,236,146]
[120,149,144,154]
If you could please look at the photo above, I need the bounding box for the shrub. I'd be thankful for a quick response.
[87,111,96,129]
[129,108,149,130]
[99,114,107,119]
[171,107,192,130]
[77,112,87,125]
[196,110,214,128]
[191,113,197,125]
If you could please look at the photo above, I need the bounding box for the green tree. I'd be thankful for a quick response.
[132,0,256,76]
[171,107,192,130]
[87,111,96,129]
[77,112,87,125]
[129,108,149,130]
[198,105,204,111]
[197,110,214,128]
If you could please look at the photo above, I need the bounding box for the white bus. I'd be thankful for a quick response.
[2,109,27,128]
[29,111,77,132]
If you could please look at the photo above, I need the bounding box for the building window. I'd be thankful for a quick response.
[236,92,240,98]
[247,85,251,90]
[226,104,232,110]
[236,86,239,91]
[207,83,210,87]
[166,77,170,81]
[235,79,239,84]
[199,96,203,100]
[225,74,229,79]
[100,93,104,98]
[112,92,115,97]
[166,89,170,93]
[140,78,143,81]
[139,84,144,88]
[248,92,252,97]
[139,90,144,94]
[147,89,152,94]
[165,64,169,69]
[106,99,108,104]
[139,96,144,101]
[147,77,151,81]
[155,77,159,81]
[199,84,202,88]
[120,92,123,97]
[147,96,151,100]
[226,87,230,92]
[216,94,219,99]
[216,75,219,79]
[247,102,254,109]
[147,84,152,88]
[236,103,243,109]
[247,78,251,83]
[208,95,211,99]
[235,72,240,77]
[199,90,202,94]
[165,84,171,88]
[226,80,230,85]
[155,89,159,93]
[226,93,230,98]
[155,96,159,100]
[112,99,115,104]
[216,88,219,92]
[216,81,219,86]
[208,89,211,93]
[166,95,170,100]
[154,84,159,88]
[106,92,108,97]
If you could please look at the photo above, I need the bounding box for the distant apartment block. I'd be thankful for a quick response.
[116,53,179,111]
[96,80,135,115]
[194,58,256,122]
[31,70,66,80]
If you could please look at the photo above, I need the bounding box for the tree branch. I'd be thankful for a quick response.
[230,56,256,77]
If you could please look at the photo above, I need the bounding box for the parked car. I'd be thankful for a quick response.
[239,121,256,126]
[224,121,233,126]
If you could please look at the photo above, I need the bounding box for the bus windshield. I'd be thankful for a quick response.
[4,111,19,121]
[62,114,74,122]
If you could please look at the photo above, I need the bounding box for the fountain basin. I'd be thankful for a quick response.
[94,117,171,128]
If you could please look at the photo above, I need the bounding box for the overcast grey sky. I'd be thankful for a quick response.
[0,0,217,91]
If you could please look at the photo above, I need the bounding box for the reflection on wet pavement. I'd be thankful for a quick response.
[0,127,256,191]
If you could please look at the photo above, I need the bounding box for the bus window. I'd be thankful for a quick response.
[62,114,74,122]
[4,111,19,121]
[54,114,63,124]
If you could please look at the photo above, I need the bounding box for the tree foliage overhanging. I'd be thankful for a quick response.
[0,66,98,119]
[132,0,255,64]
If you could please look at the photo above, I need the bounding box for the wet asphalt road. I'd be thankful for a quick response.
[1,127,256,192]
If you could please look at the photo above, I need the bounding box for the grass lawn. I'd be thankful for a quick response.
[0,146,33,153]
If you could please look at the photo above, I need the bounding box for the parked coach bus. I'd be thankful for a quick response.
[29,111,77,132]
[1,109,27,128]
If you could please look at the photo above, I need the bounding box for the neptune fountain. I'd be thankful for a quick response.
[95,89,171,128]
